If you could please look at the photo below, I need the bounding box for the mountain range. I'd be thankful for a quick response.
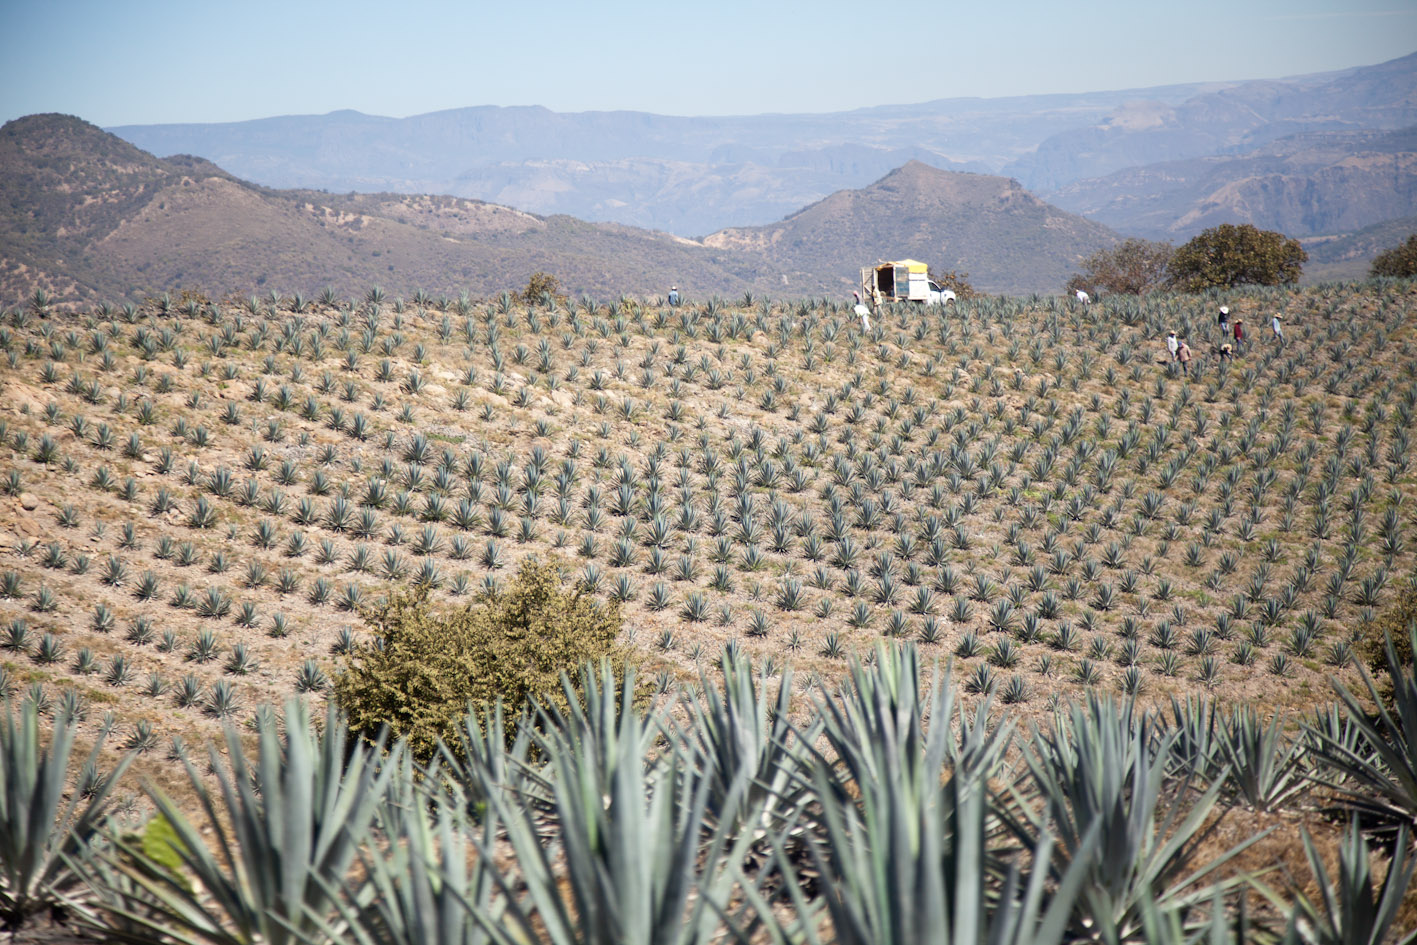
[108,53,1417,242]
[0,116,1116,304]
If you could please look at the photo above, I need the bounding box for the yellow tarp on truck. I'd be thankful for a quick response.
[863,260,932,303]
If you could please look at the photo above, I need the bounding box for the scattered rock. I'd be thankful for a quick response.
[18,493,38,511]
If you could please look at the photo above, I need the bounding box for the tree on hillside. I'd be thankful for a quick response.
[1370,234,1417,278]
[927,269,978,299]
[1167,223,1307,292]
[521,271,563,306]
[1065,238,1173,297]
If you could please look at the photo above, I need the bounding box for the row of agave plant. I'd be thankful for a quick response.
[2,281,1411,723]
[3,629,1415,944]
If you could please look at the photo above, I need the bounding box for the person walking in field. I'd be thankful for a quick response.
[1271,313,1284,344]
[667,286,680,307]
[1218,306,1230,334]
[1233,319,1246,349]
[852,291,872,331]
[1177,337,1192,376]
[1166,330,1179,362]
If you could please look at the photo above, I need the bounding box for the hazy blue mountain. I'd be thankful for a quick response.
[108,54,1416,239]
[1006,53,1417,192]
[109,84,1216,235]
[1049,126,1417,240]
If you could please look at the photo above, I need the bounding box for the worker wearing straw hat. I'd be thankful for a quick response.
[1271,313,1284,344]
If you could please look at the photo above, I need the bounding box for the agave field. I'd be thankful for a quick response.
[0,280,1416,940]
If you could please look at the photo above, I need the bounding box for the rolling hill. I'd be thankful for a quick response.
[105,53,1417,241]
[0,115,1120,304]
[106,85,1217,235]
[1010,52,1417,192]
[704,161,1118,294]
[1049,126,1417,241]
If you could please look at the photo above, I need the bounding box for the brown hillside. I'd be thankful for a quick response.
[0,115,773,303]
[703,162,1118,295]
[2,118,1121,304]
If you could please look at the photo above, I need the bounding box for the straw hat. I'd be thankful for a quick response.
[1219,306,1229,314]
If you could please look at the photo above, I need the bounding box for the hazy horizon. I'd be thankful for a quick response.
[3,0,1414,127]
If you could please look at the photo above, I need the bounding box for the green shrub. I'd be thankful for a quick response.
[1357,573,1417,674]
[1168,223,1306,291]
[334,557,623,758]
[520,271,564,306]
[1369,234,1417,278]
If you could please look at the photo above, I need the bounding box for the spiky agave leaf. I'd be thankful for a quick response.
[673,647,816,834]
[734,641,1091,945]
[1262,821,1416,945]
[1165,695,1226,786]
[1004,693,1265,942]
[432,700,536,811]
[1215,705,1311,812]
[474,660,756,945]
[319,766,501,945]
[90,698,401,945]
[1307,626,1417,834]
[0,700,131,929]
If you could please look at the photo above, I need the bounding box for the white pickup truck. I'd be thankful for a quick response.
[861,260,956,307]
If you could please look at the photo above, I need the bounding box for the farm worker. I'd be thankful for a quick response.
[1075,289,1091,305]
[1177,338,1192,375]
[1218,343,1232,363]
[853,290,872,329]
[667,286,680,307]
[1166,331,1179,361]
[1233,320,1245,347]
[1217,306,1230,333]
[1271,314,1284,343]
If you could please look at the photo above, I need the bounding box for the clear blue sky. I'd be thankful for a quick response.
[3,0,1413,124]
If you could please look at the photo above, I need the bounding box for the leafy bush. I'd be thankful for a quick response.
[334,557,623,757]
[1357,573,1416,673]
[926,268,979,299]
[520,271,563,306]
[1065,238,1173,297]
[1168,223,1306,291]
[1369,234,1417,278]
